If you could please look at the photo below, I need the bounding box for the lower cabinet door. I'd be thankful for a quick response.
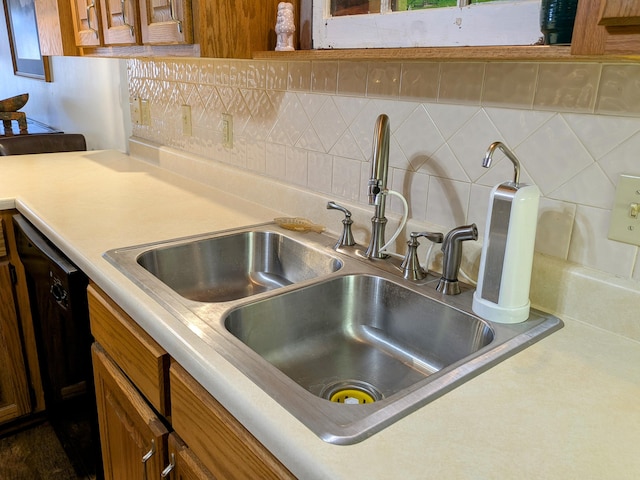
[92,343,169,479]
[0,261,31,424]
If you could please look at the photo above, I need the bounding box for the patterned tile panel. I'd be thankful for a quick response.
[128,58,640,280]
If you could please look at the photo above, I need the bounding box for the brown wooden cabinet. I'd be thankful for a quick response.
[0,211,45,427]
[88,284,294,480]
[92,343,169,480]
[69,0,104,47]
[171,362,295,479]
[571,0,640,55]
[598,1,640,27]
[34,0,79,55]
[99,0,141,45]
[139,0,193,45]
[68,0,193,48]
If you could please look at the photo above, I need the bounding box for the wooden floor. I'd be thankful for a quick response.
[0,421,96,480]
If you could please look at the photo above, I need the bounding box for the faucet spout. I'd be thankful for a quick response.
[483,141,521,186]
[436,224,478,295]
[365,114,391,259]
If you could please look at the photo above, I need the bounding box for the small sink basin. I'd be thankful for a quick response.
[135,230,342,302]
[225,274,494,401]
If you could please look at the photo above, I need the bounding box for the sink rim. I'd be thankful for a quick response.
[104,222,564,445]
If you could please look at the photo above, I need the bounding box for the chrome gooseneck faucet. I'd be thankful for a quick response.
[365,114,391,259]
[483,141,521,186]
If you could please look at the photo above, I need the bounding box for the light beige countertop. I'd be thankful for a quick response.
[1,149,639,479]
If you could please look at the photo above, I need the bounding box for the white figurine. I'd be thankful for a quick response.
[275,2,295,52]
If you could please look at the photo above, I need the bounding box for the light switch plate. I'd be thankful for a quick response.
[141,99,151,126]
[222,113,233,148]
[130,97,141,125]
[608,174,640,246]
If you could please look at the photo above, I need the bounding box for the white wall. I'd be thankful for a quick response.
[0,6,130,151]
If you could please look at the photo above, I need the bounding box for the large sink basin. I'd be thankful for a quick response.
[221,273,561,444]
[225,274,494,402]
[107,227,342,303]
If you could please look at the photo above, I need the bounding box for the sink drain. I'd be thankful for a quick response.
[321,380,383,404]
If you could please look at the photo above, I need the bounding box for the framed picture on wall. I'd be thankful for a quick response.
[3,0,51,81]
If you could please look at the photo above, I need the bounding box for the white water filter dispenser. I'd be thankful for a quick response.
[472,142,540,324]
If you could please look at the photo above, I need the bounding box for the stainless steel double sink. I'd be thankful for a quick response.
[105,223,562,444]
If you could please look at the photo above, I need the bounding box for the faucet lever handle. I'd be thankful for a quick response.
[410,231,444,245]
[327,201,356,248]
[327,201,351,218]
[401,231,443,281]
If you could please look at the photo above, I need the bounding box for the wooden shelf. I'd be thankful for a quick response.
[254,45,640,62]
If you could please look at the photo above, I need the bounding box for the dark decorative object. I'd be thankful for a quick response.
[0,93,30,135]
[540,0,579,45]
[0,93,29,112]
[3,0,51,81]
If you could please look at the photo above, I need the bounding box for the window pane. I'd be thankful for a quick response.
[331,1,381,16]
[320,0,542,48]
[331,0,522,15]
[404,1,457,11]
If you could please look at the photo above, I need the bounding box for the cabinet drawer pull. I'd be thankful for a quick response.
[141,439,156,480]
[86,2,98,38]
[168,0,183,33]
[160,453,175,478]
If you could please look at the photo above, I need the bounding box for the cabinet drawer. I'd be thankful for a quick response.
[88,283,169,416]
[170,363,295,479]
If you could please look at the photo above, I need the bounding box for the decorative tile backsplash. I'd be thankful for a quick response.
[128,58,640,282]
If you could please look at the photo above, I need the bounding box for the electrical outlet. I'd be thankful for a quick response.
[140,99,151,126]
[222,113,233,148]
[130,97,141,125]
[181,105,192,136]
[608,174,640,246]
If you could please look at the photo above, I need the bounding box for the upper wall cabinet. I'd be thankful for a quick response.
[34,0,79,55]
[571,0,640,55]
[139,0,193,44]
[100,0,140,45]
[598,1,640,27]
[69,0,103,47]
[68,0,193,48]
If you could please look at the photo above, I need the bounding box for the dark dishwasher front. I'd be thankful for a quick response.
[12,214,102,479]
